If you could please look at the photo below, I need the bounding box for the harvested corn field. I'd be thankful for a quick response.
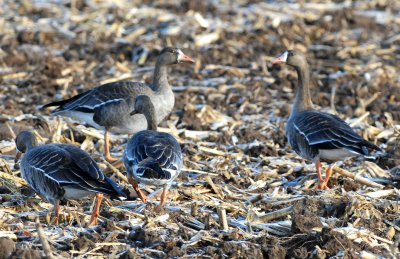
[0,0,399,258]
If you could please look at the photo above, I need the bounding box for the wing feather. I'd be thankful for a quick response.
[124,131,183,182]
[22,144,125,199]
[44,81,148,114]
[293,110,379,156]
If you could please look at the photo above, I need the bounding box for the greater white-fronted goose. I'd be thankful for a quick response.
[123,95,182,208]
[43,47,194,162]
[15,131,126,225]
[272,50,381,189]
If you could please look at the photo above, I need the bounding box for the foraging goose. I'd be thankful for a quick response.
[123,95,182,208]
[15,131,126,225]
[272,50,381,189]
[43,47,194,162]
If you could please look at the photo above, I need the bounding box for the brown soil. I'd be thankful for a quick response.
[0,0,399,258]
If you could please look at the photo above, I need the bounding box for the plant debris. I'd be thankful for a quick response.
[0,0,399,258]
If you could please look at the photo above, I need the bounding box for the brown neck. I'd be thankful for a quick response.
[152,58,169,92]
[144,108,158,131]
[25,140,36,151]
[291,64,313,115]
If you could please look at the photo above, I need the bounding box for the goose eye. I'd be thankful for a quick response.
[288,51,294,57]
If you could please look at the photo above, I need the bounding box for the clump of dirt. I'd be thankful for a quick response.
[102,220,117,232]
[0,186,12,194]
[119,248,141,259]
[0,0,399,258]
[19,186,36,197]
[129,226,167,247]
[319,228,366,257]
[221,241,263,258]
[167,244,186,257]
[9,247,41,259]
[73,236,96,253]
[0,237,15,258]
[253,236,287,259]
[291,198,323,234]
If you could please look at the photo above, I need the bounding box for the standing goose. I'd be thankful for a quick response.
[15,131,126,225]
[123,95,182,208]
[272,50,381,189]
[43,47,194,162]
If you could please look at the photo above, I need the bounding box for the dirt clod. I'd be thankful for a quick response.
[292,199,323,234]
[0,0,399,258]
[8,248,41,259]
[0,237,15,258]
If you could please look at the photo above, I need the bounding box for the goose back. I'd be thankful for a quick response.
[124,130,182,186]
[43,81,174,134]
[42,46,195,134]
[21,144,125,203]
[286,110,381,162]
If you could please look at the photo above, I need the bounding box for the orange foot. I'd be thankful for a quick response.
[317,181,330,190]
[105,153,119,163]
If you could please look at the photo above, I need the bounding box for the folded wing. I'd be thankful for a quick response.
[43,81,147,114]
[125,131,182,181]
[25,144,125,199]
[293,110,380,156]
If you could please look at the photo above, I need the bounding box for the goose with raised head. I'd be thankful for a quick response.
[15,131,126,225]
[43,47,194,162]
[272,50,381,189]
[123,95,182,208]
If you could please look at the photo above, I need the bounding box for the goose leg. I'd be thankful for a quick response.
[89,193,103,226]
[320,165,334,190]
[325,165,333,183]
[158,186,169,209]
[315,159,325,190]
[54,201,60,225]
[128,176,147,203]
[104,130,118,163]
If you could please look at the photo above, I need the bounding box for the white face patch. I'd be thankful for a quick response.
[177,49,184,62]
[279,51,288,62]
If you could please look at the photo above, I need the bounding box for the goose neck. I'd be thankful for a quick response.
[291,64,313,115]
[152,60,169,92]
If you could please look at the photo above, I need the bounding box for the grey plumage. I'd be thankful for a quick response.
[287,110,381,162]
[123,95,183,207]
[124,131,183,186]
[42,47,194,134]
[42,47,194,162]
[43,81,153,133]
[15,131,126,224]
[272,50,381,189]
[20,144,126,203]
